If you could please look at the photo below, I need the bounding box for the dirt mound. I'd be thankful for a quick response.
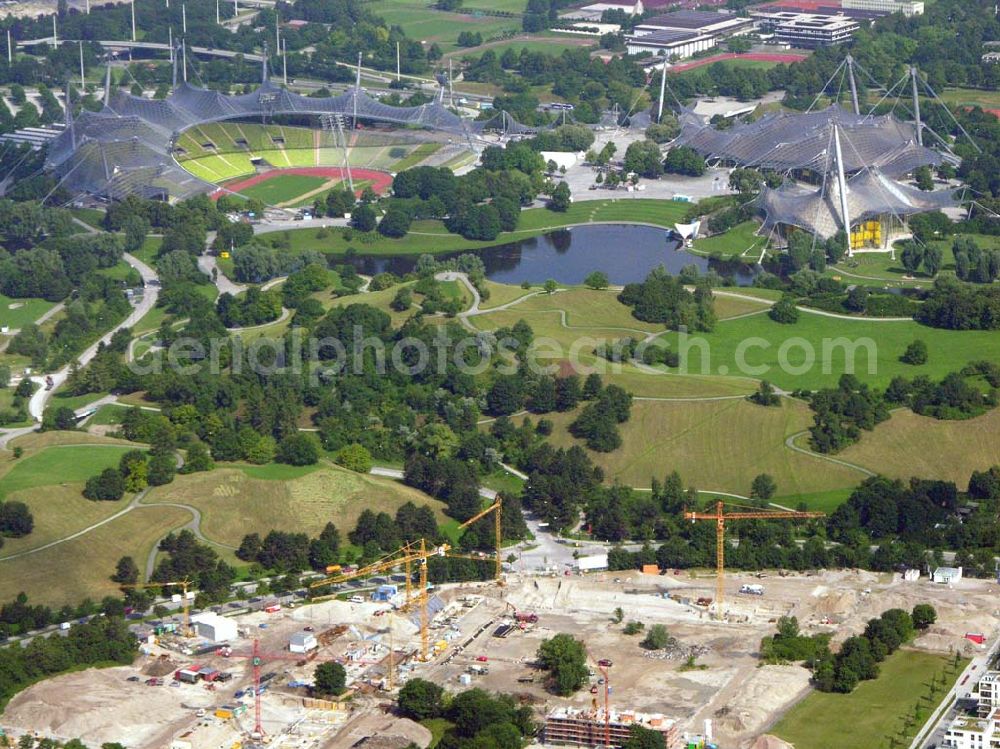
[744,735,795,749]
[714,666,811,743]
[141,654,178,677]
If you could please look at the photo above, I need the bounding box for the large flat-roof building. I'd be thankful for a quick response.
[633,9,755,36]
[842,0,923,15]
[752,10,859,46]
[626,9,753,57]
[544,709,681,749]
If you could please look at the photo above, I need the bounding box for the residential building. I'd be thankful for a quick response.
[842,0,923,15]
[932,566,963,584]
[752,11,859,47]
[976,671,1000,716]
[544,708,681,749]
[942,710,999,749]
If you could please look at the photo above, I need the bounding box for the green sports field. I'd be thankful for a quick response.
[365,1,521,50]
[234,174,330,204]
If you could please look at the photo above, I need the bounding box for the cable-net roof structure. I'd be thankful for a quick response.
[674,105,943,177]
[758,168,958,238]
[46,70,541,200]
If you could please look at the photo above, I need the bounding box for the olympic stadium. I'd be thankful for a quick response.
[45,55,536,205]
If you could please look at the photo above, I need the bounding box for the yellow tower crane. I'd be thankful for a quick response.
[684,500,825,615]
[455,498,503,584]
[120,579,195,637]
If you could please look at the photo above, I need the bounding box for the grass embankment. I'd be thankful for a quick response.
[537,398,861,501]
[0,442,140,558]
[773,649,967,749]
[143,463,449,548]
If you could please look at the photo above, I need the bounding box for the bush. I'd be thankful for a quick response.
[277,433,320,466]
[769,297,799,324]
[640,624,671,650]
[333,443,372,473]
[623,621,644,635]
[900,339,928,365]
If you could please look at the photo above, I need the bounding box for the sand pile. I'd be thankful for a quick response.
[744,736,795,749]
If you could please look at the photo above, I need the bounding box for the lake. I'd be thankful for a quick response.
[347,224,757,286]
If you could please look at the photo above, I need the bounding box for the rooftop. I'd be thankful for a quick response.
[641,9,740,27]
[628,28,701,42]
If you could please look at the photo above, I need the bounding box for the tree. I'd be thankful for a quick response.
[314,661,347,696]
[623,140,664,178]
[900,339,928,365]
[544,279,558,295]
[911,603,937,630]
[585,271,609,290]
[147,452,177,486]
[914,165,934,191]
[645,117,679,144]
[112,556,140,585]
[622,725,666,749]
[769,296,799,324]
[749,380,780,407]
[181,441,214,474]
[83,468,125,501]
[549,182,571,212]
[391,287,413,311]
[663,146,705,176]
[751,473,777,501]
[612,606,624,623]
[278,433,320,466]
[378,205,412,237]
[352,203,377,232]
[397,677,445,720]
[901,242,924,273]
[922,245,943,276]
[0,501,33,537]
[641,623,670,650]
[537,633,588,695]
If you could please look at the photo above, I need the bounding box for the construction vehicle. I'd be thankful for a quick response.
[684,500,824,615]
[505,602,538,626]
[453,499,503,584]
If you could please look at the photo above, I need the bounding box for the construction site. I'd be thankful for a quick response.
[2,559,999,749]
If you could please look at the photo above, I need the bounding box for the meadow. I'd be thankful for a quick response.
[773,649,964,749]
[0,293,56,330]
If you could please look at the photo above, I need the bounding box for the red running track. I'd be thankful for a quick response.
[667,52,808,75]
[211,167,393,201]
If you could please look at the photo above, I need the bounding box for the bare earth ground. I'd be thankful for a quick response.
[3,571,997,749]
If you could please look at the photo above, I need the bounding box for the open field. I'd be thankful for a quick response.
[0,504,191,607]
[938,87,1000,110]
[693,221,765,258]
[234,173,328,204]
[217,168,393,203]
[0,293,55,330]
[668,52,808,75]
[536,398,862,498]
[772,649,963,749]
[652,311,1000,391]
[143,463,449,548]
[450,34,596,59]
[837,407,1000,487]
[365,1,521,50]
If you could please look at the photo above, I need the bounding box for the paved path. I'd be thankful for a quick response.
[225,305,291,333]
[25,252,159,423]
[198,251,246,296]
[784,429,876,477]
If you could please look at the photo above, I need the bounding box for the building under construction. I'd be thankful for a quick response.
[543,708,681,749]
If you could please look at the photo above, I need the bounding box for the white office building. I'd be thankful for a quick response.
[842,0,923,15]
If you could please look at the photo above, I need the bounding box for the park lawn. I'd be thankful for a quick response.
[0,293,56,330]
[0,504,191,607]
[130,235,162,268]
[535,397,862,497]
[69,207,106,230]
[652,310,1000,391]
[693,221,766,258]
[773,649,965,749]
[97,260,138,283]
[711,292,772,320]
[938,86,1000,109]
[0,443,137,502]
[455,36,595,59]
[771,487,854,513]
[238,174,329,205]
[142,463,450,548]
[87,403,131,426]
[365,1,520,49]
[478,281,536,310]
[837,406,1000,486]
[49,390,113,414]
[267,199,693,256]
[489,288,663,335]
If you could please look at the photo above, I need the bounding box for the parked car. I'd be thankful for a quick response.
[126,676,140,682]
